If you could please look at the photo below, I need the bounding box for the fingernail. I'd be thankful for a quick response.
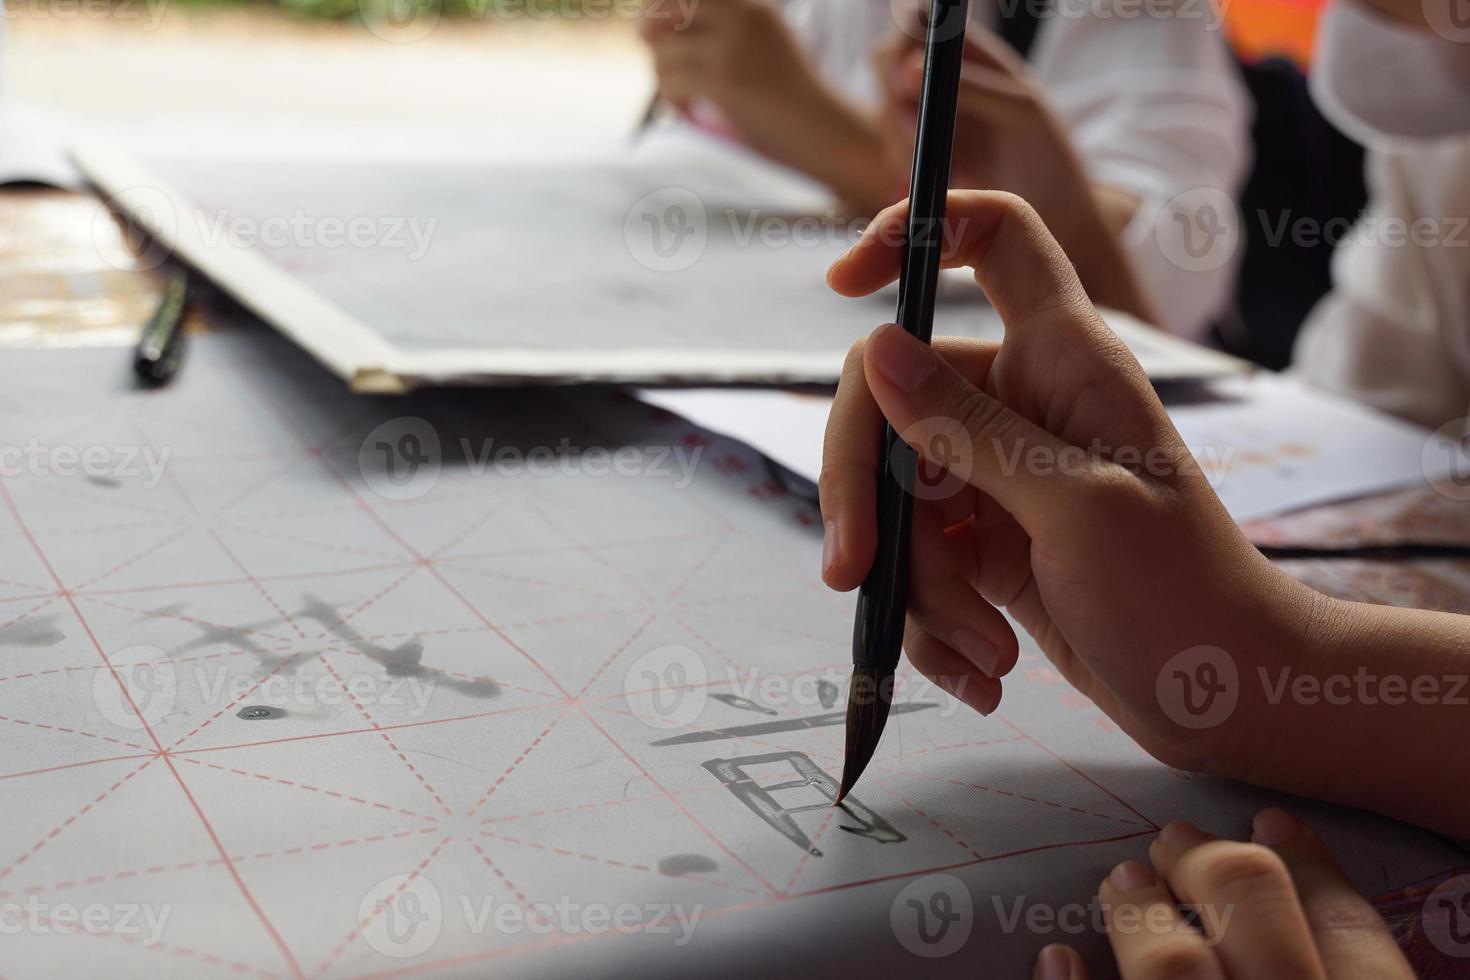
[950,628,1000,675]
[1252,807,1300,847]
[1034,944,1074,980]
[1109,860,1155,892]
[1159,821,1213,851]
[954,676,999,716]
[869,324,936,392]
[821,520,840,578]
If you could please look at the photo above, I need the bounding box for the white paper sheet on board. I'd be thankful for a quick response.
[0,322,1460,978]
[72,138,1246,393]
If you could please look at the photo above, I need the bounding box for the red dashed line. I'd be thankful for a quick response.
[0,713,148,751]
[175,756,440,822]
[469,839,530,907]
[318,659,452,818]
[0,828,439,900]
[0,756,156,882]
[464,712,568,820]
[482,830,761,897]
[314,835,450,977]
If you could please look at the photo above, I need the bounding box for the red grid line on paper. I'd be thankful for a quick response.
[0,827,440,902]
[0,757,157,882]
[175,755,442,823]
[479,828,763,898]
[316,656,454,818]
[463,710,569,821]
[314,835,451,978]
[0,477,307,979]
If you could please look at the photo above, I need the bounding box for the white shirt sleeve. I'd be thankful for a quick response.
[1029,0,1253,340]
[785,0,1253,341]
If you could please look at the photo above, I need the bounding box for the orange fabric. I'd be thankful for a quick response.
[1225,0,1330,66]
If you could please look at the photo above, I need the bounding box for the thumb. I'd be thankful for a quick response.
[862,323,1091,530]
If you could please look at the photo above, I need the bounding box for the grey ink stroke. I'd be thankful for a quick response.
[151,604,302,675]
[297,594,501,700]
[816,679,839,709]
[651,702,938,747]
[703,751,906,856]
[657,854,718,877]
[0,613,66,648]
[709,693,778,716]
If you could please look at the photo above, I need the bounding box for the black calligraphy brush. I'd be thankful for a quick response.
[837,0,969,805]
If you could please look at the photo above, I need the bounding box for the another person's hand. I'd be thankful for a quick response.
[639,0,893,210]
[820,191,1322,776]
[640,0,811,131]
[1033,809,1413,979]
[872,6,1157,321]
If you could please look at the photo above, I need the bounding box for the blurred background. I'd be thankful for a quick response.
[2,0,1326,159]
[2,0,659,160]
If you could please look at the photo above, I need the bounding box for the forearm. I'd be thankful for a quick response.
[1043,180,1159,328]
[735,85,894,216]
[1241,596,1470,838]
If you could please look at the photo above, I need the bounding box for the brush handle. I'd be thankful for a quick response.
[851,0,969,673]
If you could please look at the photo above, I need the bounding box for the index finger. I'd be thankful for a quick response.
[818,336,1001,592]
[828,191,1094,344]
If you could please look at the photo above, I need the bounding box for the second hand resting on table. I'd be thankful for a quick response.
[817,191,1468,978]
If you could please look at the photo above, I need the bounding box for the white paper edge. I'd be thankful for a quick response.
[72,142,1251,393]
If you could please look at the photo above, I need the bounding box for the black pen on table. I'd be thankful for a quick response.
[133,266,191,386]
[837,0,970,805]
